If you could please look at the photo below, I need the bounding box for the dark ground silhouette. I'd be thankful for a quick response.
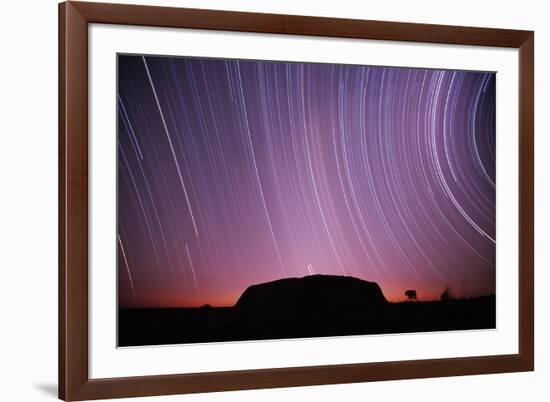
[118,275,495,347]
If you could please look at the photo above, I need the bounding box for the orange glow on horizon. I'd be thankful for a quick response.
[120,281,483,309]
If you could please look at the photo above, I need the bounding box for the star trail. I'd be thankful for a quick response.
[117,55,495,308]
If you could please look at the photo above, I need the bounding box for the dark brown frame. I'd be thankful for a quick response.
[59,1,534,400]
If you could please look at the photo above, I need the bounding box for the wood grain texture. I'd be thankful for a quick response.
[58,1,534,400]
[59,2,89,400]
[518,32,535,370]
[72,1,531,48]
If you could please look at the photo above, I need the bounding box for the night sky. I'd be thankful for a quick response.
[117,55,495,308]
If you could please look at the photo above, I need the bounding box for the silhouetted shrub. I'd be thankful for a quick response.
[441,287,454,301]
[405,289,417,301]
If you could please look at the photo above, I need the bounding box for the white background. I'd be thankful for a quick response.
[0,0,547,401]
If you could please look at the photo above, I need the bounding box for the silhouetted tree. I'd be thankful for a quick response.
[441,287,454,301]
[405,289,417,301]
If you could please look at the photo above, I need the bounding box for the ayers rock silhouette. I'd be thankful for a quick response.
[235,275,387,318]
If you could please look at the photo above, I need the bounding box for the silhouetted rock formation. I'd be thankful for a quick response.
[235,274,387,318]
[118,275,496,347]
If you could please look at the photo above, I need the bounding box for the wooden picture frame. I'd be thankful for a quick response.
[59,1,534,400]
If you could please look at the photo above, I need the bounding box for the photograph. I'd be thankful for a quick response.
[117,54,496,347]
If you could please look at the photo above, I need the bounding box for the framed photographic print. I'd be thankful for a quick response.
[59,1,534,400]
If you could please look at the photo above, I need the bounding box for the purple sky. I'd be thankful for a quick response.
[117,55,495,308]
